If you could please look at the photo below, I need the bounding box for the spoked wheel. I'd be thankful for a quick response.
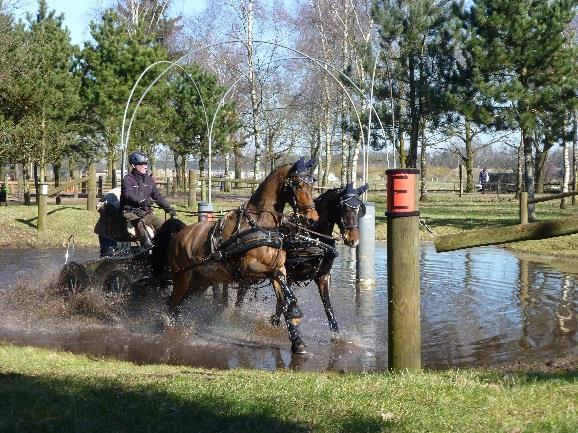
[57,262,89,296]
[102,270,132,296]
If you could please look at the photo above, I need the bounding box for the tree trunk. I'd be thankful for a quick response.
[464,120,475,192]
[349,138,360,186]
[53,162,61,205]
[247,0,261,181]
[523,131,536,221]
[408,54,419,168]
[23,162,31,205]
[572,110,578,204]
[233,143,242,189]
[517,136,524,195]
[534,147,549,194]
[420,125,428,201]
[199,155,205,201]
[561,123,569,209]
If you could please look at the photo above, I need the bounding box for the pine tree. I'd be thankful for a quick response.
[372,0,454,168]
[465,0,578,219]
[79,9,169,185]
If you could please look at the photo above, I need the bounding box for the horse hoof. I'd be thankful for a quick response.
[330,331,341,342]
[269,315,281,327]
[287,303,303,320]
[291,340,307,354]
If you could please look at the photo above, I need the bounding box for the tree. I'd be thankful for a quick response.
[372,0,453,169]
[79,8,169,185]
[0,0,80,201]
[465,0,578,220]
[166,64,238,186]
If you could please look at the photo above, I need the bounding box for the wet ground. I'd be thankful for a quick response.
[0,242,577,372]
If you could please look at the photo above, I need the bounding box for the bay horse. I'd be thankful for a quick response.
[165,158,319,354]
[236,182,369,338]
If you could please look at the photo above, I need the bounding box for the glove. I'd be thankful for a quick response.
[138,198,152,208]
[133,208,147,218]
[168,207,177,217]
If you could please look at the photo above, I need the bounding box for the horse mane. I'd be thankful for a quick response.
[247,164,292,213]
[314,187,344,232]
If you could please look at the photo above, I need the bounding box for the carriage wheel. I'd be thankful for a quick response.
[57,262,89,296]
[102,270,132,296]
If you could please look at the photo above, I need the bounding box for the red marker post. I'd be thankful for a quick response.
[386,168,421,371]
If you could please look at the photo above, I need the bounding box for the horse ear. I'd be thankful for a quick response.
[305,158,318,172]
[356,183,369,195]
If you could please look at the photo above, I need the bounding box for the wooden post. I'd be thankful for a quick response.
[97,176,103,198]
[386,168,421,371]
[87,163,97,212]
[188,169,197,209]
[37,183,48,231]
[224,176,231,192]
[519,192,528,224]
[171,176,177,196]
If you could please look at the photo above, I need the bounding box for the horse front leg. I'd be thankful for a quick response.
[315,273,339,338]
[271,271,306,354]
[167,269,193,315]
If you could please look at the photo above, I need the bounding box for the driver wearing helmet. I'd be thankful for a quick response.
[120,151,177,249]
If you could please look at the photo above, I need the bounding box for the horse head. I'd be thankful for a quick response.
[283,157,319,224]
[336,182,368,247]
[247,157,319,224]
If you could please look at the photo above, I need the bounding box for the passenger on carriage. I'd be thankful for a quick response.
[120,151,177,249]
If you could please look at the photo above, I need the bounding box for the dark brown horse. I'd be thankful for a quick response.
[166,159,319,353]
[237,183,369,338]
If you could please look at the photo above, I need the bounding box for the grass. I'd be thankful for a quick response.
[1,344,577,433]
[2,191,578,257]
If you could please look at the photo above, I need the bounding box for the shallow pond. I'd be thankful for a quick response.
[0,242,576,372]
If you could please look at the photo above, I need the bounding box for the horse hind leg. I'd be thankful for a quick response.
[271,270,302,322]
[234,283,248,308]
[167,270,193,315]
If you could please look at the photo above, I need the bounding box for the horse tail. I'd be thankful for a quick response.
[151,218,187,277]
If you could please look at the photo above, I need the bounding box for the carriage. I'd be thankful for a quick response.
[56,158,368,353]
[57,188,182,298]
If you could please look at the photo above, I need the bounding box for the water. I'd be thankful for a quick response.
[0,242,576,372]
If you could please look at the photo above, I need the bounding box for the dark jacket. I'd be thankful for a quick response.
[120,169,171,214]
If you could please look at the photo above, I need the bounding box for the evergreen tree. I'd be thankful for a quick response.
[372,0,453,168]
[465,0,578,219]
[79,9,170,184]
[0,0,80,185]
[167,64,238,182]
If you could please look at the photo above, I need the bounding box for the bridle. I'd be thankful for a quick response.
[285,174,316,214]
[336,193,366,231]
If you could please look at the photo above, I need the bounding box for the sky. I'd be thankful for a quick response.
[17,0,206,45]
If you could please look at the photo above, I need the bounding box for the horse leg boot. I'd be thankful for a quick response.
[272,270,302,323]
[285,317,306,354]
[315,274,339,338]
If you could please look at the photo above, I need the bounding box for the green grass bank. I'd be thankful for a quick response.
[1,344,577,433]
[2,191,578,257]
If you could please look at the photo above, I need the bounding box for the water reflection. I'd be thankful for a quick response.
[0,243,577,371]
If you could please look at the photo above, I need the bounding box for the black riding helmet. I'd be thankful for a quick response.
[129,151,149,166]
